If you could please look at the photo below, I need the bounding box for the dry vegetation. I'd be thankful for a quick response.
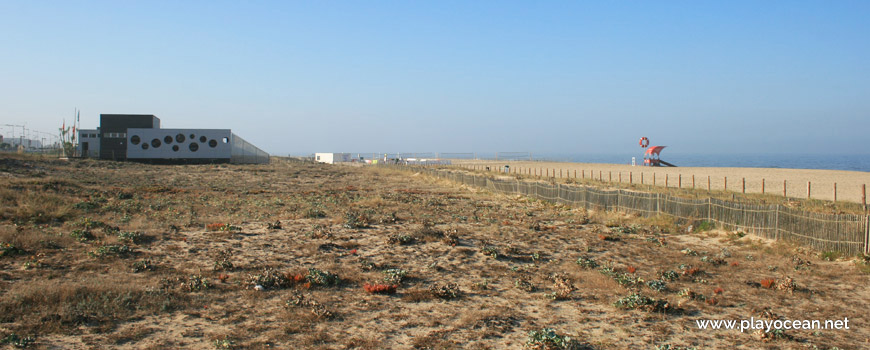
[0,154,867,349]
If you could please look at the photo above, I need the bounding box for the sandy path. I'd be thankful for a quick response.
[450,160,870,204]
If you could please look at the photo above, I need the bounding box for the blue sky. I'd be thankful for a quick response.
[1,1,868,156]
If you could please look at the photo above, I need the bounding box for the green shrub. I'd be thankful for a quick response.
[132,260,156,273]
[525,328,581,350]
[647,279,667,292]
[614,293,672,313]
[576,256,598,269]
[820,251,842,261]
[246,268,290,290]
[0,243,25,257]
[89,244,133,258]
[306,268,340,286]
[429,283,461,300]
[69,229,95,242]
[117,231,148,244]
[382,268,407,284]
[1,333,35,348]
[693,221,715,232]
[343,211,371,229]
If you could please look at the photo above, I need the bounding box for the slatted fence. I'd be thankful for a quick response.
[386,165,870,255]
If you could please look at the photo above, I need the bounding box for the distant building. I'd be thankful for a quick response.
[315,153,351,164]
[78,114,269,164]
[6,138,42,149]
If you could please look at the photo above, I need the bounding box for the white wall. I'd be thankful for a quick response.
[315,153,351,164]
[127,129,232,160]
[315,153,334,164]
[77,129,100,158]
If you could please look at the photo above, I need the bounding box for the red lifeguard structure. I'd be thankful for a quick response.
[639,137,676,167]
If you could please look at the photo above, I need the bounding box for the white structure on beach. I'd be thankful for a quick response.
[315,153,351,164]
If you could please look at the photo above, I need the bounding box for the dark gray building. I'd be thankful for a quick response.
[79,114,269,164]
[99,114,160,161]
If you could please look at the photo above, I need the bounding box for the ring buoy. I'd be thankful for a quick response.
[639,137,649,148]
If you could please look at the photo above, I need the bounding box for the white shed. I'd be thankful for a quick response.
[315,153,351,164]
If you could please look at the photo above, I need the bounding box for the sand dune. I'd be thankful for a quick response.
[452,160,870,204]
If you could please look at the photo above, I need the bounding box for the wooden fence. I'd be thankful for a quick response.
[388,165,870,256]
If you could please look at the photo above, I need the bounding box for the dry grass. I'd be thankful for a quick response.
[0,155,867,348]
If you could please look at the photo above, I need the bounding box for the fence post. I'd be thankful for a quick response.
[656,193,661,214]
[784,180,787,198]
[807,181,811,199]
[775,204,780,240]
[630,172,633,184]
[609,171,612,182]
[724,177,727,192]
[641,172,643,184]
[653,173,656,186]
[863,184,867,210]
[762,178,765,194]
[707,197,712,222]
[833,183,837,203]
[742,178,745,194]
[599,171,602,181]
[574,170,576,178]
[865,214,869,254]
[692,175,695,189]
[619,172,622,183]
[708,176,711,191]
[665,174,668,187]
[679,174,681,188]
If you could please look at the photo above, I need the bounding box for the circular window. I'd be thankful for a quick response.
[199,136,207,143]
[189,134,195,139]
[142,143,149,150]
[164,135,173,144]
[151,139,161,148]
[172,145,179,152]
[189,143,199,152]
[176,134,186,143]
[208,139,217,148]
[130,135,141,145]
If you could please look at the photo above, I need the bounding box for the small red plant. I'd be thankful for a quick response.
[730,261,739,267]
[706,298,719,305]
[218,273,230,283]
[598,234,607,241]
[713,287,724,294]
[363,283,398,294]
[683,267,701,276]
[285,273,306,284]
[626,266,637,274]
[760,278,776,289]
[206,223,225,231]
[349,249,358,255]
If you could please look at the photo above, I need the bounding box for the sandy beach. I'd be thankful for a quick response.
[451,160,870,204]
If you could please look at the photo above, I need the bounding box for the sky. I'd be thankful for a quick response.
[1,1,868,156]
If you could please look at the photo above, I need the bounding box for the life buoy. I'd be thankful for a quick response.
[639,137,649,148]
